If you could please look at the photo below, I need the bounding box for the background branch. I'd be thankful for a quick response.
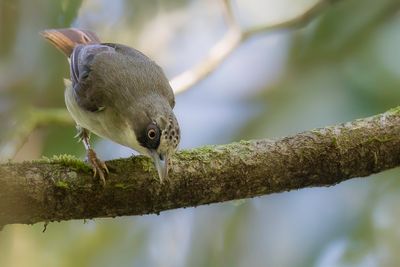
[1,106,400,227]
[0,108,72,160]
[171,0,341,94]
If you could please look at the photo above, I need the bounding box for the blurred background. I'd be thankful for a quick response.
[1,0,400,266]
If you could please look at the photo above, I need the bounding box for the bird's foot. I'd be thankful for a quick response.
[86,148,109,185]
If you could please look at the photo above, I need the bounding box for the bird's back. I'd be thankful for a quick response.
[42,28,175,111]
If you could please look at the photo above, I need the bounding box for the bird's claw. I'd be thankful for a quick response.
[86,148,108,185]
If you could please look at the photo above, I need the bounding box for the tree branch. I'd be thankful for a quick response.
[1,107,400,227]
[171,0,341,94]
[242,0,336,37]
[0,108,72,160]
[169,28,242,94]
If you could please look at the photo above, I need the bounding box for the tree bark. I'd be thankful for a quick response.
[1,107,400,227]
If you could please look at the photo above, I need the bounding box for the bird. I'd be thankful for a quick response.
[41,28,180,184]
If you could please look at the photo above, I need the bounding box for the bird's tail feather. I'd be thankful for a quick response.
[40,28,101,57]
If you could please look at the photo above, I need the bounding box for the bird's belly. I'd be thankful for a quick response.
[64,84,145,154]
[64,86,105,136]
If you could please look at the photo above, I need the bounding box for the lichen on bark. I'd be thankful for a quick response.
[1,107,400,227]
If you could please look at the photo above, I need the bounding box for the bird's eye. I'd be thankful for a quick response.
[148,129,156,139]
[139,123,161,149]
[147,124,160,140]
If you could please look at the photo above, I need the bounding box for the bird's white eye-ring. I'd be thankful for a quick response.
[148,128,157,139]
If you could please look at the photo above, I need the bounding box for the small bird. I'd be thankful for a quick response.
[41,28,180,183]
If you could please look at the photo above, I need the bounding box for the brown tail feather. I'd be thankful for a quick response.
[40,28,101,57]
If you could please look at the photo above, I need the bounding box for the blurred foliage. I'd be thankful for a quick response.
[1,0,400,266]
[244,0,400,138]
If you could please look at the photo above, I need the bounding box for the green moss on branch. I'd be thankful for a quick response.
[1,107,400,227]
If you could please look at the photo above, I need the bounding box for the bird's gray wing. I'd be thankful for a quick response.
[70,44,114,112]
[70,42,175,113]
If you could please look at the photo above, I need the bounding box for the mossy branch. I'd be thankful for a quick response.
[1,107,400,227]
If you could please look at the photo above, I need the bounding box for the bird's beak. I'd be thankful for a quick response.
[149,150,168,182]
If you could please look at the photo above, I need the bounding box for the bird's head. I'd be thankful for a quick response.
[135,110,180,181]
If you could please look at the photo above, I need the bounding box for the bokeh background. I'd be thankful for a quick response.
[1,0,400,266]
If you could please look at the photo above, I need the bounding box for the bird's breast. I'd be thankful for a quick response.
[64,82,146,154]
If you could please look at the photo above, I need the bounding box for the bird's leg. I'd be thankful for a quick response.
[76,126,109,185]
